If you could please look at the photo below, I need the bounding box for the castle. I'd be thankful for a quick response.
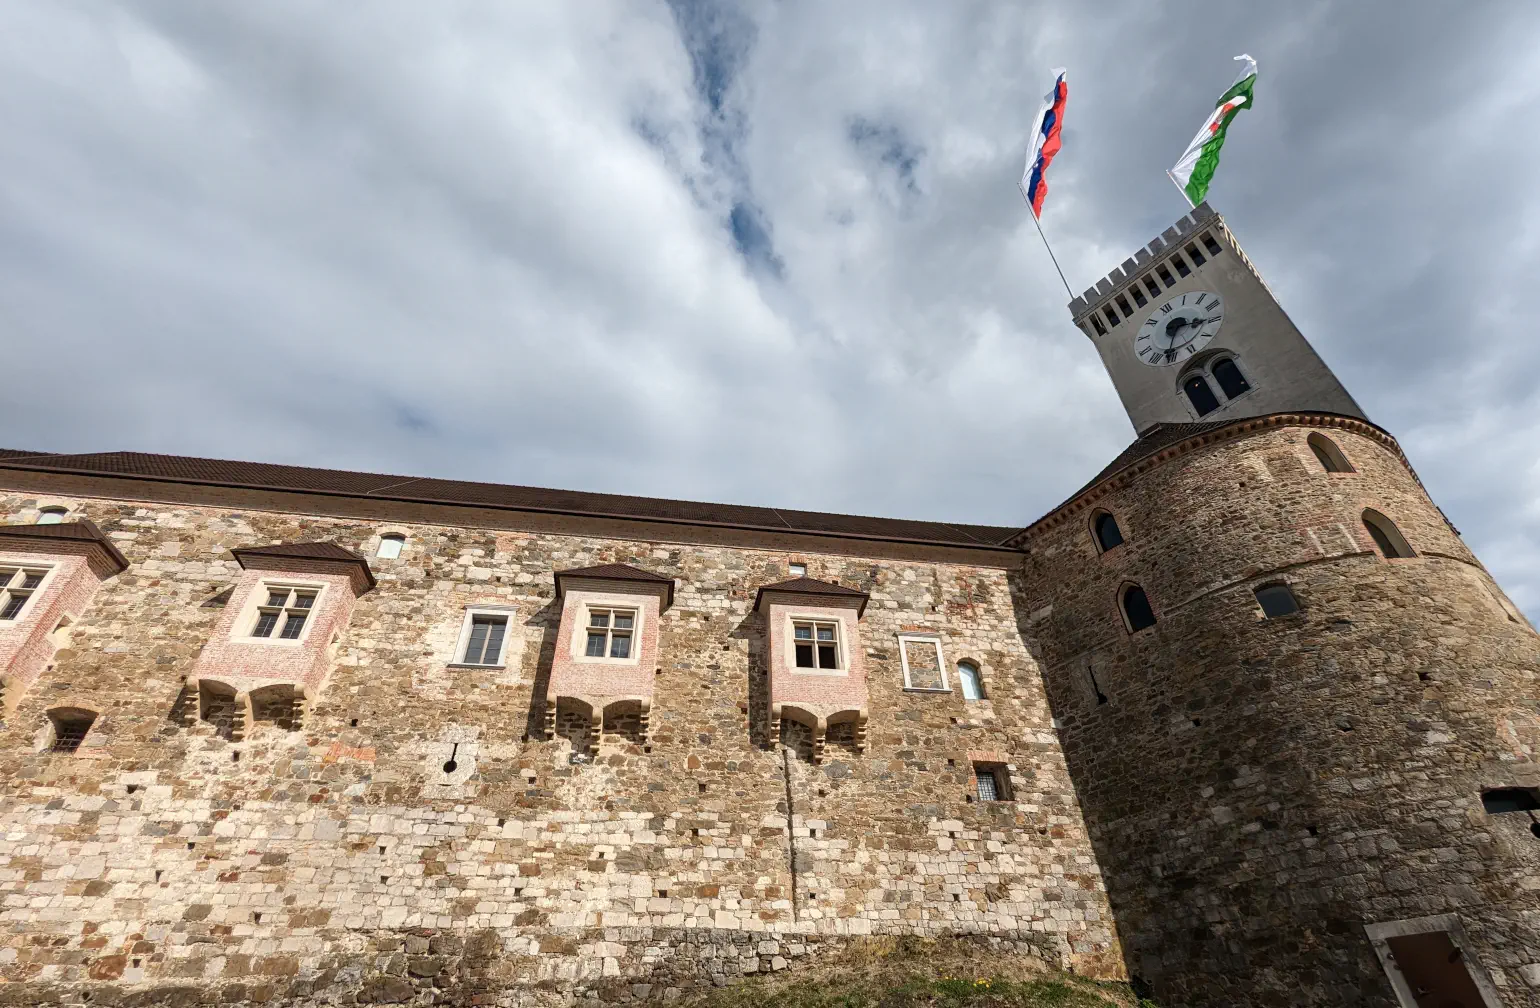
[2,203,1536,1007]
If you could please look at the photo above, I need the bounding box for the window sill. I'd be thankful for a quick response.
[904,686,952,694]
[788,667,847,677]
[446,662,506,671]
[574,656,642,666]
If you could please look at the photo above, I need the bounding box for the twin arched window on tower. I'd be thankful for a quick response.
[1181,356,1251,417]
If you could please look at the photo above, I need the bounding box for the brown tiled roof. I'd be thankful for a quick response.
[0,449,1021,550]
[231,542,376,594]
[754,576,870,616]
[554,563,675,607]
[0,519,129,573]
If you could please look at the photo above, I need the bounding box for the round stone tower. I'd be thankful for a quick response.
[1018,412,1540,1006]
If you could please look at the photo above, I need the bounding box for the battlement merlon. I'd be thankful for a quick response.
[1068,201,1231,325]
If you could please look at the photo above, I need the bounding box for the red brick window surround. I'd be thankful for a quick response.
[0,564,51,621]
[244,584,321,641]
[756,578,870,763]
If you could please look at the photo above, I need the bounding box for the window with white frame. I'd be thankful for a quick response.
[899,635,947,690]
[0,566,49,620]
[583,607,636,659]
[250,585,319,640]
[957,661,984,700]
[376,534,405,559]
[457,612,509,666]
[791,620,841,669]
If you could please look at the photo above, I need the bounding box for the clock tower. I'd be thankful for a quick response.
[1069,202,1365,433]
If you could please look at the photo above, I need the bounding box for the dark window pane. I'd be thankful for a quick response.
[20,572,44,590]
[252,611,279,637]
[1090,315,1106,336]
[793,625,812,640]
[483,619,506,664]
[794,643,815,668]
[1144,276,1161,298]
[590,611,610,628]
[1123,586,1156,631]
[1255,585,1299,618]
[1,595,25,620]
[1116,295,1133,319]
[613,612,633,630]
[1202,233,1223,256]
[585,631,607,657]
[1104,307,1120,328]
[1131,287,1147,307]
[291,593,316,610]
[266,592,287,608]
[279,613,307,639]
[975,768,998,801]
[465,620,489,662]
[1156,266,1175,287]
[1094,513,1123,551]
[1311,441,1337,471]
[610,633,631,659]
[51,719,91,753]
[818,644,838,668]
[1184,375,1221,416]
[1482,788,1540,814]
[1185,242,1206,266]
[1172,254,1191,277]
[1364,520,1402,558]
[1213,359,1251,399]
[1309,435,1351,473]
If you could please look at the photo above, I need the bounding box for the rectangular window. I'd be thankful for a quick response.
[1201,231,1223,256]
[1143,275,1161,298]
[973,764,1010,801]
[899,635,947,690]
[1103,306,1120,328]
[1089,315,1106,336]
[1115,294,1134,319]
[461,614,508,666]
[1184,242,1206,267]
[788,562,806,577]
[792,620,841,669]
[251,587,318,640]
[1171,253,1191,277]
[1155,265,1175,287]
[0,566,49,621]
[1130,286,1147,308]
[584,607,635,660]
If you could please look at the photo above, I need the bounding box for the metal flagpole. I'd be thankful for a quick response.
[1027,206,1074,300]
[1166,169,1196,209]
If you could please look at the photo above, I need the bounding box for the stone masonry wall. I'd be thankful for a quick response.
[0,485,1119,1005]
[1020,419,1540,1007]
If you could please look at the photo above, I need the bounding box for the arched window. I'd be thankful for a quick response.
[956,661,984,701]
[376,534,405,559]
[1212,358,1251,399]
[1183,374,1220,416]
[1307,434,1353,473]
[1362,509,1415,559]
[1121,584,1156,632]
[1092,512,1124,552]
[35,507,67,525]
[1254,584,1299,618]
[47,707,96,753]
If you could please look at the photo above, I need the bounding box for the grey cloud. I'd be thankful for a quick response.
[0,0,1536,618]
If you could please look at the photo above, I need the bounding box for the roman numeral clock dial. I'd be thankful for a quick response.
[1135,291,1224,366]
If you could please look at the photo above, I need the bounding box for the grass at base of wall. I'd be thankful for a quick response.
[662,937,1160,1008]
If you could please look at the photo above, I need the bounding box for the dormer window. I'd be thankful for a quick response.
[0,566,48,620]
[793,620,841,669]
[251,585,318,639]
[585,607,635,659]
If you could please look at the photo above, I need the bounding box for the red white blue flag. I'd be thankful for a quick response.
[1019,68,1067,219]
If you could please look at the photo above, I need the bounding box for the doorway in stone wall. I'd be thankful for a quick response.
[1365,915,1503,1008]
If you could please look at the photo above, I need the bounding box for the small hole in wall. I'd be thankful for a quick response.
[232,752,240,762]
[380,876,388,884]
[1306,826,1318,837]
[378,846,386,855]
[698,782,706,794]
[1418,672,1430,682]
[126,784,140,795]
[657,889,668,898]
[350,719,359,727]
[692,828,700,837]
[497,818,505,827]
[187,842,195,850]
[154,870,163,882]
[132,958,141,969]
[514,887,523,897]
[643,746,652,754]
[949,831,958,839]
[809,829,818,839]
[1191,718,1202,727]
[817,788,826,797]
[442,759,458,773]
[952,893,961,902]
[253,912,262,923]
[946,759,955,767]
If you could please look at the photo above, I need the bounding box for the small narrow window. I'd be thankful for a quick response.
[794,621,842,670]
[1183,374,1221,416]
[1481,787,1540,814]
[1362,510,1415,559]
[1089,315,1106,337]
[1155,265,1175,288]
[376,535,405,559]
[1103,306,1120,328]
[1184,242,1206,267]
[460,613,509,665]
[35,507,67,525]
[1130,286,1147,308]
[1115,294,1134,319]
[973,764,1010,802]
[1307,434,1353,473]
[1122,585,1156,632]
[1212,358,1251,399]
[956,661,983,701]
[585,607,635,659]
[1171,253,1191,277]
[788,562,806,577]
[1143,276,1161,299]
[1254,584,1300,618]
[1201,232,1223,256]
[47,708,95,753]
[0,566,48,620]
[1092,512,1124,552]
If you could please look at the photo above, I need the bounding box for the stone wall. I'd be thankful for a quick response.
[1021,417,1540,1007]
[0,484,1120,1003]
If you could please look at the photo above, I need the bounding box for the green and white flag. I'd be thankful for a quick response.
[1170,54,1256,205]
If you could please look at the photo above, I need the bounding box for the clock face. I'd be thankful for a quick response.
[1134,290,1224,367]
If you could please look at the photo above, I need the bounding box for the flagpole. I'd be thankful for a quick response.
[1027,206,1074,300]
[1166,170,1196,209]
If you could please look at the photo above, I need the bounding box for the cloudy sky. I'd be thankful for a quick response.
[2,2,1537,615]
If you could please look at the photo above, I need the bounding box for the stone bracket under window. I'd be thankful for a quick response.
[757,577,870,760]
